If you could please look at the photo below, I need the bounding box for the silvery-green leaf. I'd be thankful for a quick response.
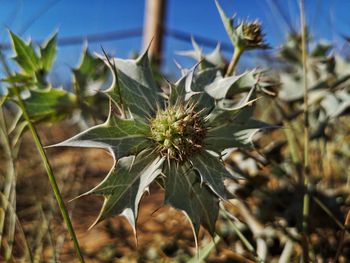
[334,55,350,78]
[84,150,164,232]
[204,110,269,153]
[206,43,225,68]
[51,104,152,159]
[169,73,187,105]
[205,70,257,100]
[192,68,219,93]
[190,68,218,111]
[190,150,231,199]
[177,37,203,62]
[207,87,257,126]
[215,0,238,47]
[169,63,199,104]
[171,63,220,108]
[321,91,350,118]
[278,73,305,101]
[336,91,350,116]
[278,60,345,103]
[177,37,225,69]
[164,162,219,240]
[105,50,160,118]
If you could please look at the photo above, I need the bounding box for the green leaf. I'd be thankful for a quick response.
[73,47,110,118]
[84,150,165,232]
[76,47,109,81]
[7,87,75,145]
[52,104,152,159]
[9,31,40,75]
[190,150,231,199]
[22,87,75,122]
[40,33,57,71]
[105,50,160,118]
[164,162,219,241]
[1,73,35,86]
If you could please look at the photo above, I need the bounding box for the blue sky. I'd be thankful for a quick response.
[1,0,350,84]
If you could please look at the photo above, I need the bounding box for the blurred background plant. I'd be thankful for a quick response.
[1,0,350,262]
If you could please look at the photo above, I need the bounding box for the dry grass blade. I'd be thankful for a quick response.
[0,192,33,262]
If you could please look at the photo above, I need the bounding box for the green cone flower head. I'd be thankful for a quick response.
[150,103,206,162]
[52,50,269,241]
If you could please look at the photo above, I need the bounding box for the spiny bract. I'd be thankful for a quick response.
[52,50,268,241]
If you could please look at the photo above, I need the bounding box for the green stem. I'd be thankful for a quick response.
[221,208,264,263]
[12,87,85,262]
[225,47,243,77]
[300,0,310,262]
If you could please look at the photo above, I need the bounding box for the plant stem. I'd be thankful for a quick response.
[12,87,85,262]
[225,47,243,77]
[300,0,310,262]
[0,106,17,259]
[220,207,264,263]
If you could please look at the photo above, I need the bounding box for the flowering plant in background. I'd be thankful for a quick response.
[215,0,268,77]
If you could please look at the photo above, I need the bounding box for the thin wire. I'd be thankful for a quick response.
[0,27,264,58]
[19,0,64,35]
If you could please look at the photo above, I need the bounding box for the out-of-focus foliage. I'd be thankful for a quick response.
[1,32,112,146]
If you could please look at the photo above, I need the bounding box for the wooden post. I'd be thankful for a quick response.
[142,0,167,67]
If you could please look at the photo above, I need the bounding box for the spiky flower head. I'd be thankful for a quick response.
[240,20,267,49]
[52,50,268,242]
[216,0,268,51]
[150,103,206,162]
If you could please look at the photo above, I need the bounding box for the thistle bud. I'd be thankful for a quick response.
[239,20,268,50]
[215,0,268,52]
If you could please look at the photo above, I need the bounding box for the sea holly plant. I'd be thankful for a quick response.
[215,0,268,76]
[51,49,269,244]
